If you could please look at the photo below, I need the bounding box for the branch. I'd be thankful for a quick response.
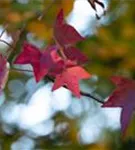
[80,91,104,104]
[0,27,25,60]
[11,67,104,104]
[11,67,33,73]
[0,39,14,49]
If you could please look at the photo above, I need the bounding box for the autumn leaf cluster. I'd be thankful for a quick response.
[0,0,135,140]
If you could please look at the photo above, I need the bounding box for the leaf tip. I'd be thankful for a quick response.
[56,9,64,25]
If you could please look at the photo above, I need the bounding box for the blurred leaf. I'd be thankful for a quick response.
[27,20,52,41]
[6,11,22,23]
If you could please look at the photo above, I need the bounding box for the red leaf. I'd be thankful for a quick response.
[14,42,42,82]
[55,9,64,26]
[14,42,62,82]
[14,42,41,64]
[102,76,135,136]
[111,76,132,87]
[63,46,88,64]
[37,45,61,82]
[0,55,9,91]
[54,9,85,47]
[52,66,91,97]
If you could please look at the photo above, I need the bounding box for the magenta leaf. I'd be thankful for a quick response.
[14,42,63,82]
[54,9,85,47]
[52,66,91,97]
[102,76,135,136]
[63,46,88,64]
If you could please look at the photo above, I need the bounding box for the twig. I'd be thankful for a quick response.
[38,0,56,20]
[0,39,14,49]
[46,73,104,104]
[80,91,104,104]
[11,67,104,104]
[11,67,33,73]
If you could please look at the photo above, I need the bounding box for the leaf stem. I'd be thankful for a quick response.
[80,91,104,104]
[59,47,67,60]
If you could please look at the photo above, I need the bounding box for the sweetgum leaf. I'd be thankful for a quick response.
[55,9,64,25]
[14,42,41,64]
[37,45,61,82]
[14,42,62,82]
[102,76,135,136]
[54,9,85,47]
[52,66,91,97]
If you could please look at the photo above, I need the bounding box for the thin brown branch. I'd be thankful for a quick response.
[6,28,25,59]
[11,67,104,104]
[80,91,104,104]
[46,74,104,104]
[0,39,14,49]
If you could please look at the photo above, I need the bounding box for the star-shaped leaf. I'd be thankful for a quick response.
[102,76,135,136]
[52,65,91,97]
[14,42,61,82]
[54,9,85,47]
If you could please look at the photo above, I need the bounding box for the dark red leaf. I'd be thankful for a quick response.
[37,46,61,82]
[55,8,64,26]
[54,9,85,47]
[14,42,62,82]
[102,76,135,136]
[63,46,88,64]
[14,42,41,64]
